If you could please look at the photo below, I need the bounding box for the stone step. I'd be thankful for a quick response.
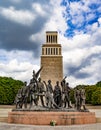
[0,117,8,122]
[0,117,101,123]
[96,118,101,123]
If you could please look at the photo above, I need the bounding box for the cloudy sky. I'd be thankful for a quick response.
[0,0,101,87]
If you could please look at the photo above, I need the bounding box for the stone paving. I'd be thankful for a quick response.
[0,105,101,130]
[90,109,101,118]
[0,122,101,130]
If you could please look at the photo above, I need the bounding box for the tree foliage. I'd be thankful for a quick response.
[0,76,23,105]
[84,85,97,104]
[96,81,101,87]
[72,81,101,105]
[91,87,101,105]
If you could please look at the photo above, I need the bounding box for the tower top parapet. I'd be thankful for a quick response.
[46,31,58,44]
[46,31,58,33]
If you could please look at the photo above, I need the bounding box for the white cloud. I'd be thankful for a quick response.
[58,19,101,87]
[32,3,47,17]
[0,58,40,83]
[98,17,101,26]
[91,27,101,45]
[60,33,91,52]
[80,58,101,75]
[0,50,40,83]
[82,0,101,6]
[29,32,45,45]
[86,13,96,22]
[30,0,67,47]
[65,76,84,88]
[64,0,100,32]
[68,2,89,26]
[43,0,67,34]
[0,50,36,63]
[0,6,35,26]
[65,52,101,87]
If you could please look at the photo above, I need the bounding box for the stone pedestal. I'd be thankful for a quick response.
[8,111,96,125]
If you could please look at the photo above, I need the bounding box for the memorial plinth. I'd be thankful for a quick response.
[8,111,96,125]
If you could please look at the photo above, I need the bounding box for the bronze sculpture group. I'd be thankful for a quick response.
[14,67,87,111]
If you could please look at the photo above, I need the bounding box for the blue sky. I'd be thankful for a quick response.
[0,0,101,87]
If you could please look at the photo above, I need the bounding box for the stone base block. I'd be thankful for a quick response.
[8,111,96,125]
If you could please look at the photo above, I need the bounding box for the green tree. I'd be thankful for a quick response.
[84,85,97,104]
[0,76,23,105]
[91,87,101,105]
[96,81,101,87]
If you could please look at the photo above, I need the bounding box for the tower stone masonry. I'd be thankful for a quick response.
[40,31,63,86]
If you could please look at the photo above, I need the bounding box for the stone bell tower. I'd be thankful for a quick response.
[40,31,63,86]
